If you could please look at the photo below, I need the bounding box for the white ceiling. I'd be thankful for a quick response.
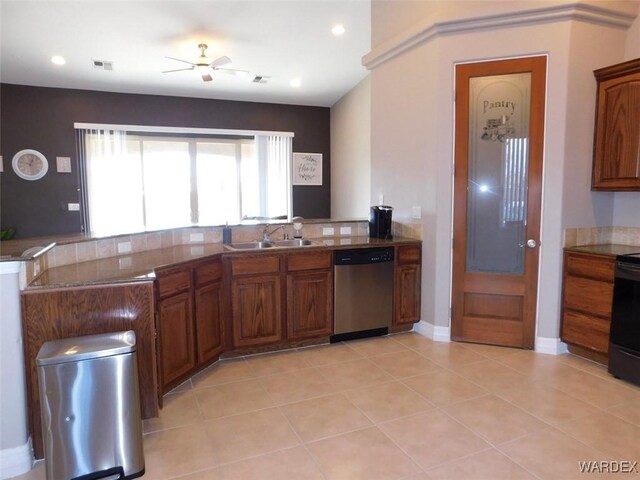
[0,1,371,107]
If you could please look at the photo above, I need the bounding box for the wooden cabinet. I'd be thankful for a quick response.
[156,258,224,393]
[286,251,333,339]
[229,254,282,348]
[394,245,422,325]
[592,58,640,191]
[560,251,615,361]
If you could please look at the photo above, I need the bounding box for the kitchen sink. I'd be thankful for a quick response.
[227,239,318,250]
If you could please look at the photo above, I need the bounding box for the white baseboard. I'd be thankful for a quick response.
[0,438,33,479]
[535,336,568,355]
[413,320,451,343]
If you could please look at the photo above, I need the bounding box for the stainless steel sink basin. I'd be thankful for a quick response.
[227,239,318,250]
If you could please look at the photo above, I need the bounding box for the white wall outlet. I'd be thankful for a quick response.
[412,206,422,219]
[118,256,132,269]
[190,233,204,243]
[56,157,72,173]
[68,203,80,211]
[322,239,335,246]
[117,241,132,254]
[322,227,335,236]
[339,226,351,235]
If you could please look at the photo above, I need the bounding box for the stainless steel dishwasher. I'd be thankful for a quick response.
[331,247,394,342]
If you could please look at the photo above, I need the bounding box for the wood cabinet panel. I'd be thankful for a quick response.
[563,276,613,318]
[156,267,192,298]
[287,270,333,339]
[287,251,332,272]
[231,275,282,347]
[560,251,615,359]
[230,254,280,276]
[21,282,157,459]
[157,292,195,388]
[394,264,422,325]
[195,282,224,363]
[565,252,615,282]
[195,259,223,286]
[393,245,422,325]
[562,311,610,354]
[592,58,640,191]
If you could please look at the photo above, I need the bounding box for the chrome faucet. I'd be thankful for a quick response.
[262,224,286,241]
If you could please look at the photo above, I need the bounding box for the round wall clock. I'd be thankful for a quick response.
[12,149,48,181]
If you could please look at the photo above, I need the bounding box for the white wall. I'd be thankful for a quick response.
[367,1,638,340]
[330,76,372,219]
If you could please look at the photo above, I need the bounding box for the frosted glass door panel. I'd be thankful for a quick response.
[466,73,531,274]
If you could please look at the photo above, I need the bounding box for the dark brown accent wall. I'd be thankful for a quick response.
[0,84,330,238]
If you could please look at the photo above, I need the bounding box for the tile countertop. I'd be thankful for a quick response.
[28,236,420,289]
[564,244,640,257]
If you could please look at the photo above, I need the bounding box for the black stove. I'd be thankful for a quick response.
[608,252,640,386]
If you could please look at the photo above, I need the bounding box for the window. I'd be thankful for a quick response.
[78,126,292,236]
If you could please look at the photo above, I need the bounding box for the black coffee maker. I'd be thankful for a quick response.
[369,205,393,239]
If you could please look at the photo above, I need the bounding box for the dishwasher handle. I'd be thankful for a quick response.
[334,248,394,265]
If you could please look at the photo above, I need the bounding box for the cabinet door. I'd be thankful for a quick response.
[287,270,333,339]
[157,292,195,388]
[592,60,640,191]
[231,275,282,347]
[195,281,224,364]
[394,264,422,325]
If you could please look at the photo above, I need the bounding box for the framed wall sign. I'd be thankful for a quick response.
[293,152,322,186]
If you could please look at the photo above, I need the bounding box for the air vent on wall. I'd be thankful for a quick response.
[252,75,270,84]
[92,60,114,71]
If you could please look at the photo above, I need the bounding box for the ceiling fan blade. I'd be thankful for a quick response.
[216,67,250,77]
[202,74,213,82]
[162,67,195,73]
[165,56,196,66]
[210,55,231,68]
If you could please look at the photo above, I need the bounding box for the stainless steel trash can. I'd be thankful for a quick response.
[36,331,145,480]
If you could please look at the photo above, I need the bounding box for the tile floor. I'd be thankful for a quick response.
[14,333,640,480]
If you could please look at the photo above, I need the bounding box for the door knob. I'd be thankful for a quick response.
[526,239,538,248]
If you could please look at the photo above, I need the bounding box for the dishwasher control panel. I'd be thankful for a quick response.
[334,247,394,265]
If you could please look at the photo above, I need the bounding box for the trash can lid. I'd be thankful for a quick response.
[36,331,136,366]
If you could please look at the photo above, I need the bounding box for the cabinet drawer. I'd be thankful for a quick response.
[156,268,192,298]
[287,251,332,272]
[397,245,421,265]
[565,253,614,282]
[563,275,613,318]
[561,311,610,354]
[230,254,280,276]
[195,259,222,286]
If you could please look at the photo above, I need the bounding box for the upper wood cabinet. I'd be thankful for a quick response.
[592,58,640,191]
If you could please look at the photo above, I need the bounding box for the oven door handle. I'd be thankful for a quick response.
[616,262,640,281]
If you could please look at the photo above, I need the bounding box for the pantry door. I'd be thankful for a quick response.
[451,56,546,348]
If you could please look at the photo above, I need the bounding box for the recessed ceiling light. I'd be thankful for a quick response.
[332,24,345,36]
[51,55,66,66]
[290,78,302,88]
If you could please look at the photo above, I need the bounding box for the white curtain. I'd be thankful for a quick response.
[83,129,145,235]
[265,135,292,218]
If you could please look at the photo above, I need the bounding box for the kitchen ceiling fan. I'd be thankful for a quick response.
[162,43,248,82]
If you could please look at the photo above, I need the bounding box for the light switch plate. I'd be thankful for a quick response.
[412,206,422,219]
[117,242,132,254]
[68,203,80,211]
[322,227,334,236]
[56,157,72,173]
